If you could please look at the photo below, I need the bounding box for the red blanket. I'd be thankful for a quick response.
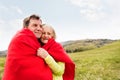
[2,29,52,80]
[42,38,75,80]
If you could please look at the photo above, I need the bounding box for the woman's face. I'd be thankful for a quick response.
[41,26,54,44]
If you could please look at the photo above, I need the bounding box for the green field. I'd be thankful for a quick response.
[70,40,120,80]
[0,57,5,80]
[0,41,120,80]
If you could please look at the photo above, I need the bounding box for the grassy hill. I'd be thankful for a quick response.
[0,57,5,79]
[0,40,120,80]
[0,39,116,57]
[63,39,115,53]
[69,40,120,80]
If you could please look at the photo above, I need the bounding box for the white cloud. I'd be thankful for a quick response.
[0,19,22,51]
[9,19,22,30]
[0,19,4,25]
[80,8,106,21]
[108,17,120,32]
[69,0,101,8]
[0,5,23,19]
[0,4,23,51]
[0,5,8,11]
[11,6,23,15]
[0,19,6,31]
[67,0,107,21]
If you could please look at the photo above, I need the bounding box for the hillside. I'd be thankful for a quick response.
[0,50,7,57]
[69,40,120,80]
[63,39,116,53]
[0,39,116,56]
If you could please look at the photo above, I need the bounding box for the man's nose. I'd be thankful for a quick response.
[37,26,42,31]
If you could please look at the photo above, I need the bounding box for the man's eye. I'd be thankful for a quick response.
[40,25,42,28]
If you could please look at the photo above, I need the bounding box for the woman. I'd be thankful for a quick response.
[37,24,75,80]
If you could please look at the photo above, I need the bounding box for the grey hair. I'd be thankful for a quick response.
[42,24,56,39]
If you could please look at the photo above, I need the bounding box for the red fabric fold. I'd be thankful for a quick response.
[2,29,52,80]
[42,38,75,80]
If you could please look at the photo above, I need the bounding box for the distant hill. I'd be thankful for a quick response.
[62,39,117,53]
[0,39,118,56]
[0,50,7,57]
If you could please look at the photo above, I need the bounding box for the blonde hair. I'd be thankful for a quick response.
[42,24,56,39]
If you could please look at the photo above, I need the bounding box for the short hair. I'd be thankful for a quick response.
[42,24,56,39]
[23,14,42,28]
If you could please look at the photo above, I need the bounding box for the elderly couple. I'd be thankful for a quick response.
[2,14,75,80]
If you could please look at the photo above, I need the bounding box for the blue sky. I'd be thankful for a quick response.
[0,0,120,51]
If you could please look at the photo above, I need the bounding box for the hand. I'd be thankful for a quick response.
[37,48,49,59]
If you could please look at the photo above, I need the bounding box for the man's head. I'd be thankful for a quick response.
[41,24,56,44]
[23,14,43,38]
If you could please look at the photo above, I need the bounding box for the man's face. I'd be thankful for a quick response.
[27,19,43,38]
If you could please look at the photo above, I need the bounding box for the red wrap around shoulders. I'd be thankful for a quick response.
[2,28,52,80]
[42,38,75,80]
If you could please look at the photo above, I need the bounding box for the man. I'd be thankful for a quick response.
[2,14,53,80]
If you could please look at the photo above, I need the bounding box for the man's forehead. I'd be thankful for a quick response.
[29,19,42,23]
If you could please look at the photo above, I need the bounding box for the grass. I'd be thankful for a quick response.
[0,41,120,80]
[69,41,120,80]
[0,57,5,80]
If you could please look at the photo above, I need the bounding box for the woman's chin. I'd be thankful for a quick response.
[43,40,48,44]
